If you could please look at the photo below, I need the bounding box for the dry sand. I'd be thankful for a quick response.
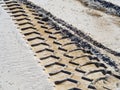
[105,0,120,6]
[29,0,120,52]
[0,3,53,90]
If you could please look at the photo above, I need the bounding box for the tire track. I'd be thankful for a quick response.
[1,0,120,89]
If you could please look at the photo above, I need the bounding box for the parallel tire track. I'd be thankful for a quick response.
[1,0,120,89]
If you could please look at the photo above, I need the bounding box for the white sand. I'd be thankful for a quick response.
[29,0,120,52]
[105,0,120,6]
[0,2,53,90]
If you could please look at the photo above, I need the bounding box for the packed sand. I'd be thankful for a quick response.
[0,3,53,90]
[29,0,120,52]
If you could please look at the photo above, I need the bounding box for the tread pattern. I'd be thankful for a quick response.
[1,0,120,89]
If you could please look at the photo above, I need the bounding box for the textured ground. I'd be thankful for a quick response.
[29,0,120,52]
[0,3,53,90]
[0,0,120,90]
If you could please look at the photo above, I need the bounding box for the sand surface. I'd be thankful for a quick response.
[29,0,120,52]
[105,0,120,6]
[0,3,53,90]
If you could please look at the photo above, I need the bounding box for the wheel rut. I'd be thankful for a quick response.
[1,0,120,89]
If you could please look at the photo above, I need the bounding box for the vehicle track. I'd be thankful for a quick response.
[1,0,120,89]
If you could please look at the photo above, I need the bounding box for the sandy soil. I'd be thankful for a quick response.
[0,0,120,89]
[0,3,53,90]
[105,0,120,6]
[29,0,120,52]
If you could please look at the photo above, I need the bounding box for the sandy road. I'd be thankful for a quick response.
[1,0,120,89]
